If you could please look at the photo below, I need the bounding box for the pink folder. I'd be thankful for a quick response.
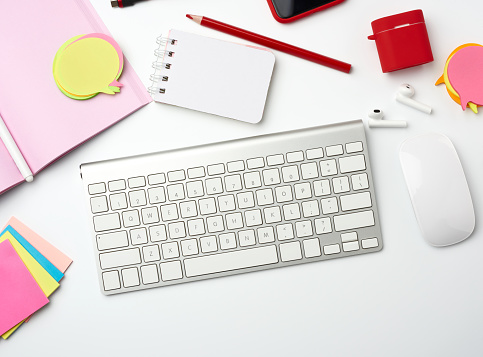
[0,0,152,195]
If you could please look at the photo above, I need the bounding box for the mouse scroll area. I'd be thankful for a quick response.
[400,133,475,247]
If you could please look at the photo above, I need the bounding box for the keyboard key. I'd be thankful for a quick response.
[225,175,243,192]
[207,216,224,233]
[362,238,379,249]
[122,210,140,228]
[227,160,245,172]
[161,241,179,259]
[303,238,321,258]
[340,192,372,211]
[102,271,121,291]
[281,165,299,183]
[168,221,186,239]
[180,200,197,218]
[286,151,304,163]
[341,232,358,243]
[238,230,256,247]
[186,180,204,198]
[187,218,205,236]
[244,172,262,189]
[108,180,125,192]
[141,265,159,284]
[280,241,302,262]
[219,232,237,250]
[264,206,282,224]
[351,173,369,191]
[313,180,330,196]
[96,231,129,251]
[262,168,281,186]
[326,144,343,156]
[246,157,264,169]
[306,148,324,159]
[267,154,284,166]
[160,261,183,281]
[160,203,179,221]
[110,192,128,210]
[148,173,166,185]
[346,141,363,153]
[295,220,313,238]
[321,197,339,214]
[89,182,106,195]
[237,192,255,209]
[143,245,161,262]
[300,162,318,180]
[339,155,366,173]
[245,209,263,227]
[121,268,140,288]
[257,227,275,243]
[100,248,141,269]
[218,194,236,212]
[148,187,166,204]
[320,159,338,176]
[323,244,340,255]
[94,213,121,232]
[149,225,167,242]
[128,176,145,188]
[141,209,158,224]
[282,203,300,220]
[167,183,185,201]
[187,167,205,179]
[206,177,223,195]
[294,182,312,200]
[181,239,199,256]
[314,217,332,234]
[207,163,225,175]
[167,170,185,182]
[275,185,293,202]
[199,197,217,215]
[333,177,350,194]
[129,190,147,207]
[184,245,278,277]
[276,223,294,241]
[200,236,218,253]
[256,188,274,206]
[225,212,244,229]
[333,210,375,231]
[91,196,108,214]
[130,227,148,245]
[343,241,360,252]
[302,200,319,218]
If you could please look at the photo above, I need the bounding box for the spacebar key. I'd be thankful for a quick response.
[184,246,279,278]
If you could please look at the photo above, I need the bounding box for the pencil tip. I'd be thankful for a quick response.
[186,14,193,19]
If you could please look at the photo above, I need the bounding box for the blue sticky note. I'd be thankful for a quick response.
[0,226,64,282]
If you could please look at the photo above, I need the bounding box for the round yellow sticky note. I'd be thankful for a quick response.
[56,37,121,96]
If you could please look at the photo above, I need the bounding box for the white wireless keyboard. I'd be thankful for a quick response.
[81,120,382,295]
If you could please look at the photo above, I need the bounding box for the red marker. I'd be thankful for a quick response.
[186,14,351,73]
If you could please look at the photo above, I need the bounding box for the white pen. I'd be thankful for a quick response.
[0,113,34,182]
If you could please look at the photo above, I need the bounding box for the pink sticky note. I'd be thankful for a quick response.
[5,217,72,273]
[447,45,483,110]
[0,240,49,335]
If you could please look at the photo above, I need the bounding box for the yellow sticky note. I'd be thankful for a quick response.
[56,37,121,96]
[0,232,59,339]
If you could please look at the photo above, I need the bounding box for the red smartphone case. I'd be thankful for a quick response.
[266,0,345,23]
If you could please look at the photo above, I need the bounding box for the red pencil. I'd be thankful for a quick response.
[186,14,351,74]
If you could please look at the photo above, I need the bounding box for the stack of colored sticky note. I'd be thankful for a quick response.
[0,217,72,339]
[53,33,124,100]
[435,43,483,113]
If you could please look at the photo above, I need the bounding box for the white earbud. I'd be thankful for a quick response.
[395,84,432,114]
[368,109,407,128]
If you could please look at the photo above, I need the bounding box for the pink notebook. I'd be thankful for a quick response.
[0,0,152,195]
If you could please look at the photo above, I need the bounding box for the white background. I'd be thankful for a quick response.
[2,0,483,356]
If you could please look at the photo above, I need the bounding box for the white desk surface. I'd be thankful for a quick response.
[2,0,483,355]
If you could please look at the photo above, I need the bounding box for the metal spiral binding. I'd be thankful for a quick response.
[148,35,177,96]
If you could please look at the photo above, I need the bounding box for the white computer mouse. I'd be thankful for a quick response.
[399,133,475,247]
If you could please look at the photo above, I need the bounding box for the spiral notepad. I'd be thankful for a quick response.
[149,29,275,124]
